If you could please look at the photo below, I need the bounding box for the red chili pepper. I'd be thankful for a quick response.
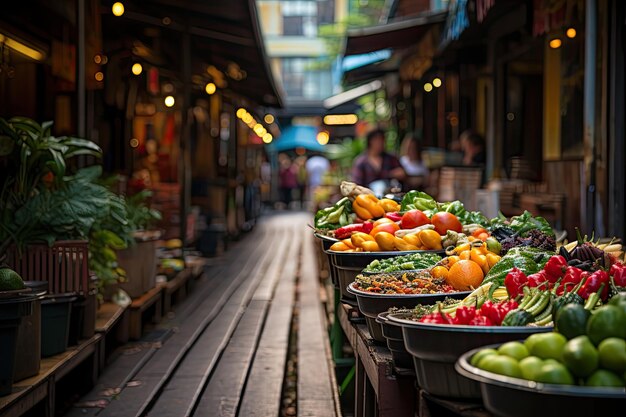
[334,221,373,239]
[544,255,568,282]
[577,270,610,301]
[385,212,403,222]
[504,268,528,298]
[528,270,550,291]
[610,262,626,287]
[468,315,494,326]
[453,306,476,325]
[556,267,585,296]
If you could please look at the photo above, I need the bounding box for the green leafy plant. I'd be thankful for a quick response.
[125,190,162,232]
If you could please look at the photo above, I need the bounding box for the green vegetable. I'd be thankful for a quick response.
[400,191,437,212]
[314,197,352,229]
[363,252,441,273]
[509,210,555,238]
[483,247,554,287]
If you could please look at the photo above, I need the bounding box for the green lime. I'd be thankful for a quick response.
[608,294,626,318]
[470,348,498,367]
[528,332,567,361]
[556,304,590,340]
[586,305,626,345]
[478,355,522,379]
[0,268,24,291]
[562,336,599,378]
[519,356,544,381]
[586,369,625,388]
[498,342,530,361]
[524,333,546,353]
[535,362,575,385]
[598,338,626,373]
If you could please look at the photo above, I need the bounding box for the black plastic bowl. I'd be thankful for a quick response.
[347,283,469,344]
[377,311,413,370]
[314,234,341,290]
[329,250,444,303]
[456,345,626,417]
[387,314,553,399]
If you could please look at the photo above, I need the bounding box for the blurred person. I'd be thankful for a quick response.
[351,129,406,190]
[399,135,429,189]
[306,153,330,204]
[459,130,486,166]
[278,154,297,208]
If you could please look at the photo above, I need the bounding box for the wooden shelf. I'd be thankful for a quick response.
[0,335,101,417]
[128,286,163,340]
[96,302,128,334]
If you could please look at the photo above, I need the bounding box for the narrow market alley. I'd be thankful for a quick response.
[65,212,339,417]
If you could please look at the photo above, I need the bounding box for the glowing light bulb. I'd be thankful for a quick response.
[424,83,433,92]
[549,38,562,49]
[164,95,175,107]
[131,63,143,75]
[205,82,216,95]
[112,2,124,16]
[433,78,442,88]
[566,28,576,39]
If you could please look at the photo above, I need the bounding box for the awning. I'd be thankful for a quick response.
[344,11,448,56]
[266,126,325,153]
[323,79,383,109]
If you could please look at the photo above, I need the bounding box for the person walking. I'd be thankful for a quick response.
[305,153,330,205]
[278,154,297,209]
[351,129,406,190]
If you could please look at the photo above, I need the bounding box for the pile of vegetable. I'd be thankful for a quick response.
[363,252,442,273]
[470,295,626,388]
[353,272,457,295]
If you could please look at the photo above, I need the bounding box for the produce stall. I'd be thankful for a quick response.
[314,181,626,416]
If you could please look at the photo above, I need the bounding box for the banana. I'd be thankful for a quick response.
[564,241,578,252]
[603,244,622,252]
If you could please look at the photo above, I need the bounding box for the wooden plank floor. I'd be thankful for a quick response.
[66,212,340,417]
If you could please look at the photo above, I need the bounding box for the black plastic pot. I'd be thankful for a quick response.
[388,314,552,399]
[14,281,47,382]
[0,293,36,396]
[456,345,626,417]
[67,295,85,346]
[41,294,76,357]
[347,282,469,344]
[377,312,413,371]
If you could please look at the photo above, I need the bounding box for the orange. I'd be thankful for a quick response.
[430,266,449,279]
[446,260,484,291]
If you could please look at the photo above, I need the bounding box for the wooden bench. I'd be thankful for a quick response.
[95,302,129,371]
[128,286,163,340]
[0,335,101,417]
[159,268,192,314]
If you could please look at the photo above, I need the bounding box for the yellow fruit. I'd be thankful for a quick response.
[374,232,396,251]
[403,234,421,247]
[394,237,418,252]
[361,241,381,252]
[430,266,449,279]
[418,229,443,250]
[330,241,350,251]
[351,232,374,248]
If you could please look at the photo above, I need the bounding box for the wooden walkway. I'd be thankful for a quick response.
[65,213,340,417]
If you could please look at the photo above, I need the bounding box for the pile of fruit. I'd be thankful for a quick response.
[470,295,626,388]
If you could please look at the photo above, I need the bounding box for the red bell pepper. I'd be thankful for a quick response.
[504,268,528,298]
[419,312,452,324]
[334,221,373,239]
[556,267,586,296]
[528,270,550,291]
[453,306,477,325]
[544,255,568,282]
[385,212,403,222]
[577,270,610,301]
[610,262,626,287]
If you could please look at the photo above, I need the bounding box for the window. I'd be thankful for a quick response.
[281,57,332,100]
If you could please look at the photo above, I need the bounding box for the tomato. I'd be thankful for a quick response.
[370,222,400,236]
[400,209,430,229]
[430,212,462,235]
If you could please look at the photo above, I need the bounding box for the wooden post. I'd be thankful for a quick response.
[583,0,597,233]
[180,27,192,245]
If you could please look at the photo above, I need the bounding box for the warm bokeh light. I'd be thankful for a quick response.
[236,108,246,118]
[433,78,442,88]
[262,133,273,143]
[112,2,124,16]
[205,82,216,95]
[129,138,139,148]
[566,28,577,39]
[131,63,143,75]
[549,38,562,49]
[264,114,275,124]
[424,83,433,92]
[0,33,44,61]
[94,71,104,81]
[242,113,253,124]
[323,114,358,125]
[316,131,330,145]
[164,95,175,107]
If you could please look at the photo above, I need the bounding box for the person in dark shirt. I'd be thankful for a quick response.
[460,130,486,166]
[351,129,406,186]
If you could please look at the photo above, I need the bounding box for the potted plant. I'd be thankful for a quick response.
[115,189,162,298]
